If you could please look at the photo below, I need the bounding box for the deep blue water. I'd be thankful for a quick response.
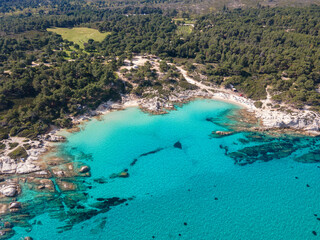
[14,99,320,239]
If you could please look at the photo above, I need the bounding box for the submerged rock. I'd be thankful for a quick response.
[229,141,296,166]
[0,203,9,215]
[110,171,129,179]
[56,180,77,191]
[79,166,90,173]
[0,228,14,238]
[174,141,182,149]
[4,222,13,228]
[294,150,320,163]
[119,172,129,178]
[211,131,234,137]
[93,178,108,184]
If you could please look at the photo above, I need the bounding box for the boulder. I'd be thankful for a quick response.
[0,185,17,197]
[4,222,13,228]
[79,166,90,173]
[56,180,76,191]
[0,204,9,214]
[110,171,129,179]
[0,228,13,237]
[211,131,234,137]
[9,201,21,209]
[24,237,33,240]
[119,172,129,178]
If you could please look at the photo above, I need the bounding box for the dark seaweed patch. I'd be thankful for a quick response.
[294,150,320,163]
[130,158,138,166]
[139,148,164,157]
[228,141,297,165]
[219,145,229,155]
[130,148,164,166]
[93,178,108,184]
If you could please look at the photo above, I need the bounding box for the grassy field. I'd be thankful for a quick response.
[173,18,196,25]
[47,27,110,47]
[176,25,193,37]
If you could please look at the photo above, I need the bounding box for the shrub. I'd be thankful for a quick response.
[254,101,263,108]
[8,146,28,160]
[9,142,19,149]
[0,143,5,150]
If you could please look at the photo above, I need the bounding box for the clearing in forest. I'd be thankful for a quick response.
[47,27,110,47]
[176,25,193,37]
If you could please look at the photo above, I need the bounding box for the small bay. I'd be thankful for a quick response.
[14,99,320,240]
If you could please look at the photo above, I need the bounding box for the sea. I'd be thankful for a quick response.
[13,99,320,240]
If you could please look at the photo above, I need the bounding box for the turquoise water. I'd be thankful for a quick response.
[14,99,320,239]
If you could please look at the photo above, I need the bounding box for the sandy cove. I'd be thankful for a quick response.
[0,57,319,238]
[1,56,320,177]
[2,56,320,176]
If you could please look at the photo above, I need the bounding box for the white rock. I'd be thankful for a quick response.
[0,185,17,197]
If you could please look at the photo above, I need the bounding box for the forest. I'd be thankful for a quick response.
[1,2,320,139]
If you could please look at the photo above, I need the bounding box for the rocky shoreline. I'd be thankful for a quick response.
[0,58,320,238]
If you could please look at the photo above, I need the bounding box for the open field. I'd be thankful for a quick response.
[176,25,193,37]
[47,27,110,47]
[173,18,196,24]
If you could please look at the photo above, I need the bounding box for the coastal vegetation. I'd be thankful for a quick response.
[0,3,320,138]
[7,146,28,160]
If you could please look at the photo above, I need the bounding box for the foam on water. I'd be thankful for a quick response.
[14,99,320,240]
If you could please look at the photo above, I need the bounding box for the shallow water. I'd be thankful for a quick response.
[14,99,320,239]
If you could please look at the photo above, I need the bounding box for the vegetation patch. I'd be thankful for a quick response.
[9,142,19,149]
[176,25,193,37]
[173,18,196,25]
[47,27,110,48]
[0,143,5,150]
[8,146,28,160]
[23,143,32,150]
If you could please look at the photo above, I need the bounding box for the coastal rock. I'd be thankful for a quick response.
[4,222,13,228]
[46,157,66,166]
[51,164,77,178]
[256,108,320,132]
[32,170,52,178]
[0,185,17,197]
[0,157,17,174]
[27,178,55,192]
[119,172,129,178]
[0,228,14,238]
[39,179,55,191]
[43,134,66,142]
[52,169,66,178]
[211,131,234,137]
[24,237,33,240]
[56,180,76,191]
[9,201,21,209]
[0,204,9,214]
[110,171,129,179]
[79,166,90,173]
[16,161,41,174]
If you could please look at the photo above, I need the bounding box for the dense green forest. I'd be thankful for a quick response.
[1,2,320,139]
